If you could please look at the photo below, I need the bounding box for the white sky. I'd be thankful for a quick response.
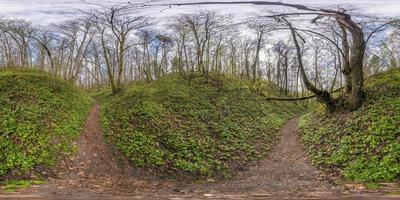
[0,0,399,25]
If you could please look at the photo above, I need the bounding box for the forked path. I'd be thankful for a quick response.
[1,105,399,199]
[186,118,339,198]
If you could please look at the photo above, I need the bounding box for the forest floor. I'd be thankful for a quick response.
[1,104,399,200]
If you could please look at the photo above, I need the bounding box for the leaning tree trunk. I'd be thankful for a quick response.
[338,14,366,110]
[289,23,337,112]
[337,20,352,94]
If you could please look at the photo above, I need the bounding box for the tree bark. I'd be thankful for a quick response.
[338,14,366,109]
[337,20,352,93]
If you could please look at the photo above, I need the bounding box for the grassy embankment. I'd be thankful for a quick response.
[299,69,400,184]
[0,69,92,187]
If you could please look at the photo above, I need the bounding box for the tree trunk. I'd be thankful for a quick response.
[289,23,336,112]
[337,20,352,93]
[338,14,366,110]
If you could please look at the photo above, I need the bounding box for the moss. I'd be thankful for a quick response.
[299,69,400,183]
[0,68,92,179]
[98,73,307,179]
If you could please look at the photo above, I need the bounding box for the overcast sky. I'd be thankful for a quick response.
[0,0,399,24]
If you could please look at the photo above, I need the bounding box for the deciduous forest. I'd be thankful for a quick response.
[0,1,399,199]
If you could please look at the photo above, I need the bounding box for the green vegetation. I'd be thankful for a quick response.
[0,68,92,179]
[299,69,400,183]
[99,73,306,179]
[0,180,46,193]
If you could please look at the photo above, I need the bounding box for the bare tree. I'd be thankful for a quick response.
[248,19,274,82]
[90,5,150,93]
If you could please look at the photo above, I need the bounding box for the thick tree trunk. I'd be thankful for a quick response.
[338,14,366,110]
[337,20,352,93]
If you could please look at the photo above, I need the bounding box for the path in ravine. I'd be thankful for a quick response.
[1,104,399,200]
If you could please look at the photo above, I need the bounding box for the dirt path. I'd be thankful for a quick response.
[46,103,173,194]
[183,118,339,198]
[1,103,175,199]
[1,106,399,199]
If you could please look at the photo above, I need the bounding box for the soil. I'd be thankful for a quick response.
[1,104,399,199]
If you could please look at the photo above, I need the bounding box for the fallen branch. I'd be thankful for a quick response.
[263,95,317,101]
[259,87,343,101]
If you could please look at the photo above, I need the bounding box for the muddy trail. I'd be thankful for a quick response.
[1,104,399,199]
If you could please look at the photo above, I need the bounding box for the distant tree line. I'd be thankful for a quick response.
[0,2,398,111]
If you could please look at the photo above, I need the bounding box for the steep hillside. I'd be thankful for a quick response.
[0,69,92,180]
[100,73,307,179]
[299,69,400,183]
